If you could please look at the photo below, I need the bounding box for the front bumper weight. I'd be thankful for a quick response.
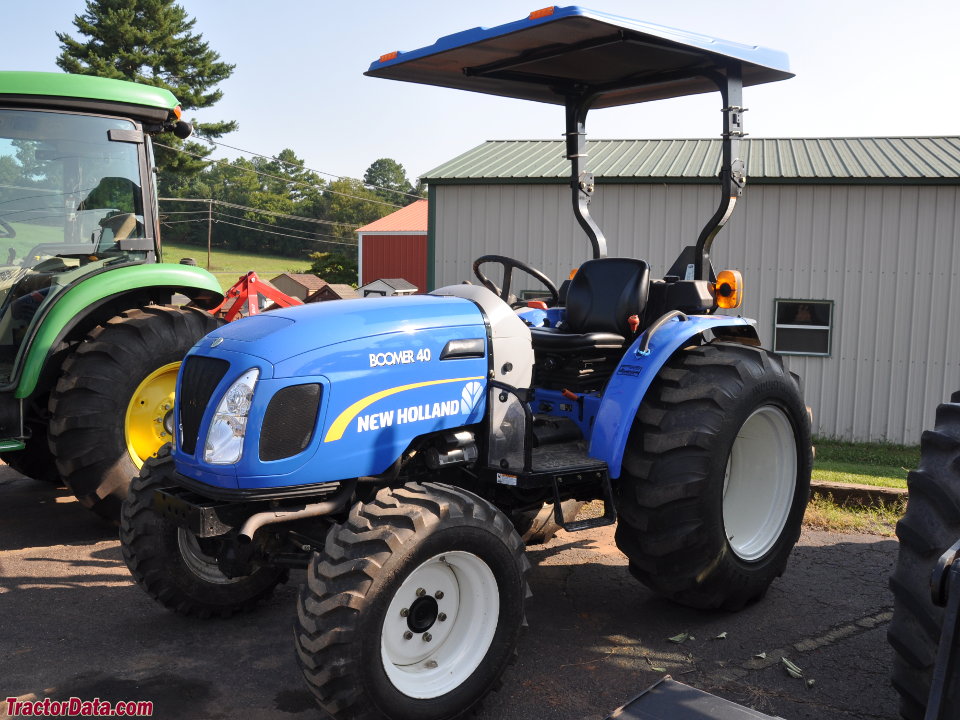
[152,487,238,538]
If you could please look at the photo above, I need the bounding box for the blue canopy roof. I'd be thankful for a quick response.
[366,6,792,108]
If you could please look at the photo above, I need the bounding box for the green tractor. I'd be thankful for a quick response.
[0,71,223,520]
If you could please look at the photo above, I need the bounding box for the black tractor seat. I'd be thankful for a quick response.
[531,257,650,391]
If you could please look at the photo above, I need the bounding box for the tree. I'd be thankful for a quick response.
[308,252,358,286]
[363,158,418,206]
[323,178,393,241]
[55,0,236,187]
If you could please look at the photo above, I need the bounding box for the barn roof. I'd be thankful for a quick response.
[422,137,960,185]
[356,199,428,233]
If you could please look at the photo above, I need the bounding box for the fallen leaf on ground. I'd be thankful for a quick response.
[781,657,804,679]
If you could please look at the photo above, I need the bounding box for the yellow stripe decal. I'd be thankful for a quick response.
[323,376,485,442]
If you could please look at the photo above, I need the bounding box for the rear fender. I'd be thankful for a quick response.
[589,315,759,478]
[14,264,222,398]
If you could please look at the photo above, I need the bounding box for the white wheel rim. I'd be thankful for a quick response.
[380,550,499,699]
[177,529,240,585]
[722,405,797,562]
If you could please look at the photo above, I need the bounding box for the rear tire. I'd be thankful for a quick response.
[120,446,286,618]
[614,342,812,610]
[295,482,530,720]
[48,305,219,521]
[889,396,960,719]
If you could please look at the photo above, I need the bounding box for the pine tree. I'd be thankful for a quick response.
[363,158,418,206]
[55,0,236,186]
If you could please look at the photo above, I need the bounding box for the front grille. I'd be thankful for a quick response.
[179,356,229,455]
[260,384,322,461]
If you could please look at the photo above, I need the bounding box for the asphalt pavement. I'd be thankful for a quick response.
[0,465,900,720]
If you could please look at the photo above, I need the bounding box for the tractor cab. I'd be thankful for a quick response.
[0,72,189,381]
[367,6,792,394]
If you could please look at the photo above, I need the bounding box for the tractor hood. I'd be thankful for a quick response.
[193,294,486,373]
[175,292,493,492]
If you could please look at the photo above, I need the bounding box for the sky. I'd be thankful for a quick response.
[5,1,959,187]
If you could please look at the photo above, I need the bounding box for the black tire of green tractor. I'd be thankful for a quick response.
[614,342,812,611]
[888,396,960,719]
[510,499,585,545]
[295,482,531,720]
[0,425,60,484]
[47,305,219,522]
[120,446,287,618]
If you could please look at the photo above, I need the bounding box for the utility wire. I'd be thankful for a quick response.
[158,197,358,228]
[199,136,425,202]
[154,142,402,210]
[211,210,322,239]
[160,216,355,246]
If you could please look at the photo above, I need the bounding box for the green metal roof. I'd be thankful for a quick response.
[422,137,960,184]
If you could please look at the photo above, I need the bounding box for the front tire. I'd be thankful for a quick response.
[295,482,530,720]
[889,396,960,719]
[614,343,812,610]
[48,305,219,521]
[120,447,286,618]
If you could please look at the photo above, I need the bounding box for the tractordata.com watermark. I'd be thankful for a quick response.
[5,697,153,717]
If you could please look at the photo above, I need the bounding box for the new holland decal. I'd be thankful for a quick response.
[323,376,485,442]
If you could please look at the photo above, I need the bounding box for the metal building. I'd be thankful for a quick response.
[421,137,960,443]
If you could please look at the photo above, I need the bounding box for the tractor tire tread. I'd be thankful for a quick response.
[49,305,219,521]
[889,398,960,719]
[614,342,811,611]
[295,482,529,720]
[120,446,285,618]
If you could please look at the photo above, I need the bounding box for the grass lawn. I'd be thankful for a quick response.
[806,439,917,536]
[812,438,917,490]
[803,494,906,537]
[160,240,312,291]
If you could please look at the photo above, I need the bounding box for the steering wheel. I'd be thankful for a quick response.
[0,218,15,239]
[472,254,560,307]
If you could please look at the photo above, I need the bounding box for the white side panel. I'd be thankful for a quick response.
[431,284,534,389]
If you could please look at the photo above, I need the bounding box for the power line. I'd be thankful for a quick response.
[211,210,322,239]
[153,142,402,210]
[160,216,355,246]
[198,136,424,202]
[158,197,358,228]
[164,217,357,247]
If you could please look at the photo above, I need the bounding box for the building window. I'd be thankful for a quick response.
[773,300,833,356]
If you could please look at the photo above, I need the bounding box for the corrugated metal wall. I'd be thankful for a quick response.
[433,182,960,443]
[360,233,428,293]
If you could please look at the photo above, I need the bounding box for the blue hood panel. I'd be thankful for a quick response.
[197,295,485,371]
[174,294,490,490]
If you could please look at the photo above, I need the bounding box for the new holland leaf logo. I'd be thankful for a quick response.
[461,381,483,414]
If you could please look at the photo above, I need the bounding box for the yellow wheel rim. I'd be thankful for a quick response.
[125,361,181,469]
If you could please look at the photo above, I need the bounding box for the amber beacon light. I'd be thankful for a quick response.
[714,269,743,309]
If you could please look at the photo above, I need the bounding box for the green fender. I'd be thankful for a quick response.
[14,264,223,399]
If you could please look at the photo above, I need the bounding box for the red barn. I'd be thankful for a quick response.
[356,199,427,292]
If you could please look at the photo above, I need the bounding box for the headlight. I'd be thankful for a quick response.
[204,368,259,465]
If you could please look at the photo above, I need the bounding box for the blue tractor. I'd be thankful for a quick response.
[121,7,812,720]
